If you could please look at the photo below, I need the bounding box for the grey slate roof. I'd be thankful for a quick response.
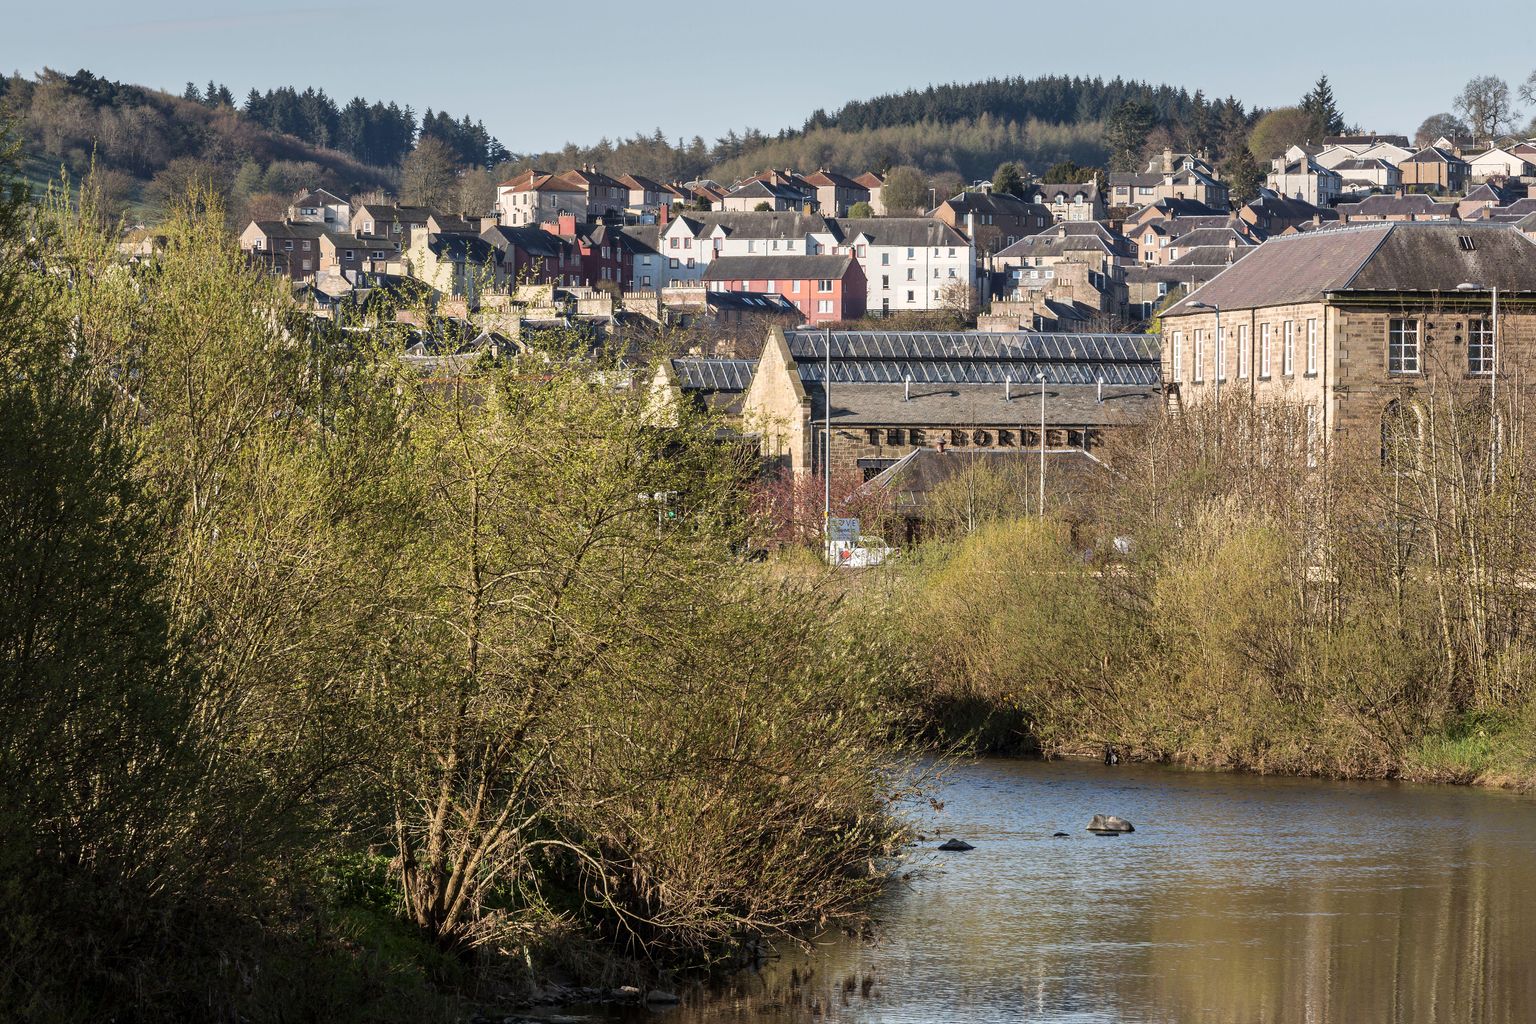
[1166,223,1536,314]
[685,211,832,238]
[830,217,968,247]
[703,254,854,281]
[785,331,1160,387]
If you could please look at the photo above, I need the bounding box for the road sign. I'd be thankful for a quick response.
[828,517,860,541]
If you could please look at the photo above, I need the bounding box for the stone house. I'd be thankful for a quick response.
[931,191,1051,258]
[1028,180,1106,223]
[1159,223,1536,448]
[803,170,870,216]
[239,220,329,279]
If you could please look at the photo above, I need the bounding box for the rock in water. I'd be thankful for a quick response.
[1087,815,1135,833]
[1052,832,1071,838]
[937,838,975,851]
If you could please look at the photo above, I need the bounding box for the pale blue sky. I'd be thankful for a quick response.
[6,0,1535,154]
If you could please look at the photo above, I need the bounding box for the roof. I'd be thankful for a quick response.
[247,220,328,240]
[481,224,569,259]
[670,357,757,392]
[1402,146,1469,165]
[1029,181,1100,204]
[1165,223,1536,314]
[618,172,669,192]
[785,331,1161,388]
[675,211,831,239]
[426,232,497,262]
[937,192,1051,219]
[293,188,346,208]
[1337,193,1454,218]
[703,254,855,281]
[803,170,865,189]
[831,217,969,247]
[854,171,885,188]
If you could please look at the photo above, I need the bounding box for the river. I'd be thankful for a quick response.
[601,757,1536,1023]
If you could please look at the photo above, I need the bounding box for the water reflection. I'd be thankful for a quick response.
[617,759,1536,1023]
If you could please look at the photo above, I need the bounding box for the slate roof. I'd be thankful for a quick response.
[703,254,854,281]
[426,232,497,262]
[803,170,865,189]
[831,217,969,247]
[854,171,885,188]
[683,211,831,238]
[785,331,1160,387]
[1165,223,1536,314]
[1029,181,1100,204]
[1337,194,1455,219]
[938,192,1051,219]
[481,224,569,259]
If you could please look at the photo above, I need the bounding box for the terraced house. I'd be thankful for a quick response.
[1160,223,1536,447]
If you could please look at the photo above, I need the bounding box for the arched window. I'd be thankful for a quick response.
[1381,399,1424,472]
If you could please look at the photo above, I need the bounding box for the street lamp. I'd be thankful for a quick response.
[1036,371,1047,516]
[1457,281,1500,474]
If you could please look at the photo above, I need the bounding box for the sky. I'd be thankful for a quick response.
[6,0,1536,155]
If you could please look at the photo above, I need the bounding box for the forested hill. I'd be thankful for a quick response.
[804,75,1208,134]
[0,69,505,225]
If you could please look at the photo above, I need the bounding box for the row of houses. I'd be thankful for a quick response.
[1266,134,1536,206]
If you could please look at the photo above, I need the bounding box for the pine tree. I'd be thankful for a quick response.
[182,82,201,103]
[1301,75,1345,137]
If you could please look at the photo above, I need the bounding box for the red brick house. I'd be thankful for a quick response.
[703,254,866,324]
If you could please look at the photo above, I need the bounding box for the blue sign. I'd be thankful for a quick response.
[828,517,860,541]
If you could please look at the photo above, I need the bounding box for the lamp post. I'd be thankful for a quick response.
[1457,281,1500,475]
[823,326,832,548]
[1037,371,1047,517]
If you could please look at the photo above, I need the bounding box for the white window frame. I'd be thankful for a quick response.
[1237,324,1250,379]
[1389,318,1421,375]
[1306,318,1318,374]
[1283,320,1295,376]
[1193,330,1205,383]
[1260,323,1272,378]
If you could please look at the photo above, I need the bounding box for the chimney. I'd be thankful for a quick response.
[1163,148,1174,174]
[557,212,577,236]
[658,203,670,226]
[965,211,976,239]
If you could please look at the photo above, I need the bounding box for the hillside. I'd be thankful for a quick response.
[2,70,423,224]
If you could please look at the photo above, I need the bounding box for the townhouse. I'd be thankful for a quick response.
[495,170,588,226]
[1267,146,1344,206]
[931,191,1051,257]
[803,170,870,216]
[239,220,329,279]
[1028,180,1105,223]
[1398,146,1471,194]
[829,217,975,314]
[1110,150,1229,210]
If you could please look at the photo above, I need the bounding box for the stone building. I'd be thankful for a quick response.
[1159,222,1536,445]
[652,328,1162,481]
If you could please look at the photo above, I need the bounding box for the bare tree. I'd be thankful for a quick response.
[1454,76,1518,140]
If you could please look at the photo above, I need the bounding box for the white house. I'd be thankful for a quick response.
[828,218,976,314]
[1468,147,1535,183]
[1267,146,1343,206]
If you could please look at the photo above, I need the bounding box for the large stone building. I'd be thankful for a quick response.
[1159,222,1536,445]
[654,328,1163,481]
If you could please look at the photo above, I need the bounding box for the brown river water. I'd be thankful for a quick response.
[569,757,1536,1023]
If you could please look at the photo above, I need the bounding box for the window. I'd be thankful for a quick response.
[1171,331,1184,382]
[686,258,695,269]
[906,290,915,302]
[1216,326,1226,380]
[1468,318,1493,375]
[907,269,915,281]
[766,280,776,292]
[253,239,264,251]
[284,240,294,251]
[641,275,651,287]
[881,275,889,289]
[302,258,312,271]
[642,255,652,265]
[1238,324,1250,379]
[747,240,755,252]
[817,300,834,314]
[1388,318,1420,374]
[1193,330,1205,382]
[818,279,834,292]
[907,247,915,259]
[302,241,312,252]
[771,240,780,251]
[856,244,866,257]
[669,258,679,269]
[881,252,890,266]
[948,267,957,278]
[948,247,956,257]
[1282,320,1295,375]
[670,237,679,250]
[1260,323,1272,377]
[345,250,354,260]
[1306,319,1318,374]
[364,221,373,234]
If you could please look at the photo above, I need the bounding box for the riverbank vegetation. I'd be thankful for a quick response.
[0,138,915,1020]
[871,384,1536,789]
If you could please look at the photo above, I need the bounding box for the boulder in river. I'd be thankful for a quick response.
[1087,815,1135,833]
[937,838,975,851]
